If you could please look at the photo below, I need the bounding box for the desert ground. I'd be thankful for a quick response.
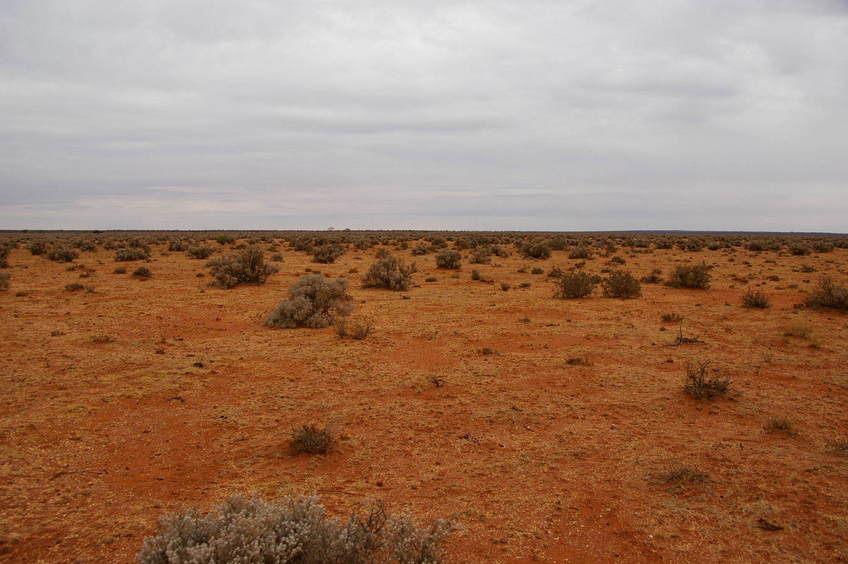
[1,231,847,563]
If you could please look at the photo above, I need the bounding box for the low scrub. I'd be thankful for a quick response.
[804,277,848,310]
[362,255,416,290]
[554,271,596,299]
[208,246,277,288]
[568,246,592,260]
[741,288,769,308]
[683,361,732,399]
[0,246,8,268]
[602,271,641,298]
[266,274,352,328]
[186,245,214,259]
[47,247,79,263]
[0,271,10,290]
[138,494,449,564]
[520,241,551,260]
[435,249,461,269]
[312,244,345,264]
[666,263,712,289]
[336,317,374,340]
[290,424,335,455]
[114,247,149,261]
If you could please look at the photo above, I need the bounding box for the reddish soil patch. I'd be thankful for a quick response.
[1,238,847,562]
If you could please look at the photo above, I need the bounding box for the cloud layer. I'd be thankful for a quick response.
[2,0,847,230]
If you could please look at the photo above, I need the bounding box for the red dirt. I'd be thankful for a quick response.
[1,240,847,562]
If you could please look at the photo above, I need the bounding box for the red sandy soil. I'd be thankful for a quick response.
[1,240,847,562]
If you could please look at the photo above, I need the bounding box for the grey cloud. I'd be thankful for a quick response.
[1,1,847,230]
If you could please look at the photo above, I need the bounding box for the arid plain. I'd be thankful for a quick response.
[1,232,847,562]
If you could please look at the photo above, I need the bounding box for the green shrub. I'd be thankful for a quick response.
[265,274,352,328]
[666,263,711,289]
[137,494,449,564]
[132,267,153,279]
[208,246,277,289]
[554,271,596,299]
[362,255,416,291]
[469,246,492,264]
[411,243,431,255]
[804,277,848,310]
[312,244,345,264]
[215,233,235,245]
[435,249,461,269]
[789,244,811,256]
[28,240,48,256]
[741,288,769,308]
[602,271,641,298]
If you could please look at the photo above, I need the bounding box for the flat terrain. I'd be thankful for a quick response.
[1,235,847,562]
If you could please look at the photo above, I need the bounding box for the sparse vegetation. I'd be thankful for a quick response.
[290,424,335,455]
[47,247,79,263]
[186,245,214,259]
[137,494,449,564]
[265,274,352,328]
[683,361,731,399]
[0,271,10,290]
[312,244,345,264]
[742,288,770,308]
[114,247,149,261]
[132,266,153,279]
[336,317,374,340]
[764,418,796,436]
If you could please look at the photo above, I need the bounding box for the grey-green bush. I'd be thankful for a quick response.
[602,271,641,298]
[312,244,345,264]
[266,274,352,328]
[137,494,449,564]
[186,245,214,259]
[115,247,149,261]
[666,263,711,289]
[554,271,596,299]
[435,249,461,269]
[208,246,277,288]
[47,247,79,263]
[362,255,416,291]
[804,277,848,310]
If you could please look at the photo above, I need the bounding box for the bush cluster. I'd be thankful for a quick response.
[362,255,416,291]
[138,494,449,564]
[666,263,712,289]
[312,244,345,264]
[47,247,79,263]
[554,271,596,299]
[602,271,641,298]
[186,245,214,259]
[266,274,352,328]
[804,277,848,310]
[435,249,461,269]
[207,246,277,288]
[115,247,149,261]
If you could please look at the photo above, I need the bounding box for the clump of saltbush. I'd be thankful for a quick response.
[137,494,450,564]
[114,247,149,262]
[290,425,335,455]
[804,277,848,311]
[520,241,551,260]
[312,244,345,264]
[568,246,592,260]
[362,255,416,291]
[683,361,732,399]
[435,249,461,269]
[602,271,641,298]
[265,274,352,328]
[207,246,277,289]
[28,240,48,256]
[666,263,712,289]
[186,245,214,259]
[554,271,596,299]
[47,247,79,263]
[741,288,769,308]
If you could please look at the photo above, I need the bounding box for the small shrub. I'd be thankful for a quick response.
[113,267,127,274]
[530,267,544,275]
[336,317,374,340]
[425,276,437,282]
[641,268,663,284]
[290,424,335,455]
[548,266,564,278]
[0,246,8,268]
[661,312,683,323]
[312,244,345,264]
[666,263,712,289]
[132,267,153,279]
[435,249,461,269]
[215,233,235,245]
[469,246,492,264]
[271,253,284,262]
[47,247,79,263]
[208,246,277,288]
[265,274,352,328]
[470,269,481,281]
[28,241,48,256]
[804,277,848,310]
[783,322,812,339]
[114,247,149,261]
[602,271,641,298]
[741,289,769,308]
[0,271,10,291]
[825,439,848,456]
[362,255,416,291]
[656,467,708,487]
[683,361,731,399]
[764,418,796,436]
[500,282,511,291]
[789,244,811,256]
[137,494,449,564]
[568,246,592,260]
[554,271,596,299]
[411,243,431,255]
[520,242,551,260]
[186,245,214,259]
[65,282,86,292]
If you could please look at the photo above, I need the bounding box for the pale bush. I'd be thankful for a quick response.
[266,274,352,328]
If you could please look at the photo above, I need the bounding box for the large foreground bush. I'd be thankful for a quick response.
[363,255,416,290]
[266,274,352,328]
[138,494,449,564]
[208,246,277,288]
[805,277,848,310]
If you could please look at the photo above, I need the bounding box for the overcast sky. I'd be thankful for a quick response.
[2,1,847,231]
